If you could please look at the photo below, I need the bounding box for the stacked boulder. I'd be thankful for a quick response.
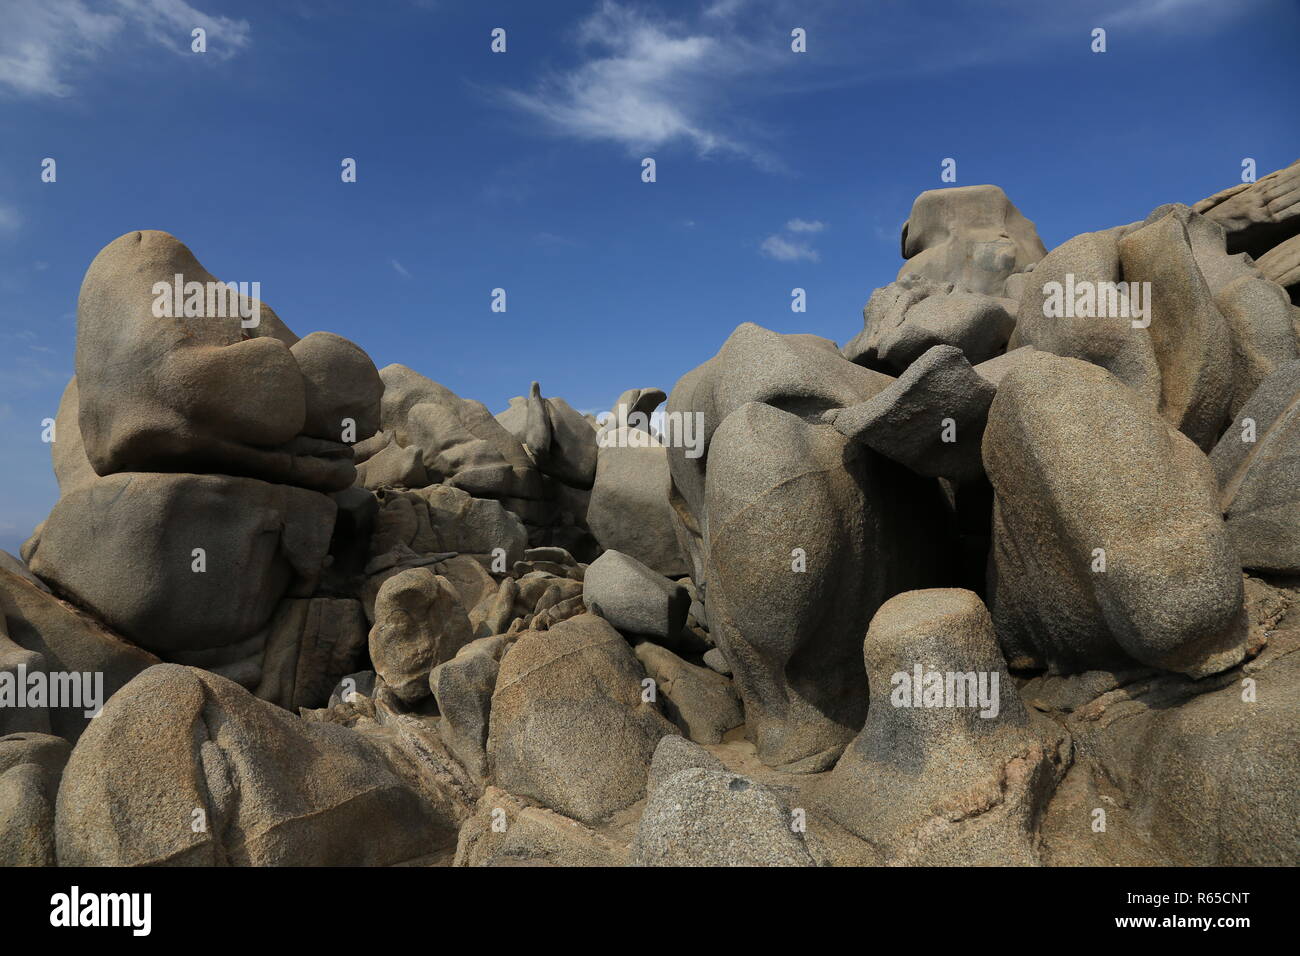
[2,161,1299,867]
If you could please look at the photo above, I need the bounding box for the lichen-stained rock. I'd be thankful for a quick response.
[27,472,336,655]
[700,400,952,771]
[1193,158,1300,259]
[73,230,360,493]
[583,549,689,642]
[818,589,1068,865]
[984,353,1248,678]
[55,664,455,866]
[633,641,743,745]
[631,767,816,867]
[587,389,687,577]
[897,184,1046,296]
[0,733,70,867]
[1009,227,1163,407]
[486,614,677,825]
[0,568,159,741]
[843,274,1016,373]
[1119,208,1234,450]
[369,568,473,705]
[454,786,628,867]
[828,344,995,482]
[1211,361,1300,573]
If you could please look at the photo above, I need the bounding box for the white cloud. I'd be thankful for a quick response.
[760,234,819,263]
[391,259,411,278]
[502,1,773,163]
[785,218,825,233]
[0,0,250,98]
[760,216,827,261]
[0,204,21,235]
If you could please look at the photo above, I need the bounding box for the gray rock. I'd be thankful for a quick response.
[1120,208,1234,450]
[429,636,504,782]
[486,614,677,825]
[290,331,383,442]
[380,364,543,504]
[587,389,688,577]
[631,767,815,867]
[843,274,1016,373]
[645,733,724,796]
[0,733,69,867]
[1210,360,1300,573]
[898,184,1046,296]
[820,589,1068,865]
[1010,227,1163,407]
[1193,158,1300,258]
[984,352,1248,677]
[1215,275,1298,416]
[357,437,428,489]
[454,786,627,867]
[55,664,459,865]
[702,647,731,676]
[583,550,689,642]
[633,641,743,745]
[369,568,474,704]
[0,568,159,741]
[972,345,1038,386]
[252,597,368,711]
[28,472,335,656]
[686,398,952,771]
[1255,232,1300,303]
[73,230,355,492]
[828,344,995,481]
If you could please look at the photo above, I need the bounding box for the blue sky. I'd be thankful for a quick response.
[1,0,1297,554]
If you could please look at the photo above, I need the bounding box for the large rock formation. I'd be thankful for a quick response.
[7,162,1300,868]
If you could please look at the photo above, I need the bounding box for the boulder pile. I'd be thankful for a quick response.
[3,161,1299,866]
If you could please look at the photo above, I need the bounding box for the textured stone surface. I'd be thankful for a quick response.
[984,352,1248,677]
[486,614,676,824]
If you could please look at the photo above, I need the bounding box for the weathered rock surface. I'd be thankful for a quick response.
[829,344,995,481]
[898,184,1046,296]
[454,787,628,867]
[984,352,1248,677]
[486,614,676,824]
[56,665,458,865]
[583,549,689,642]
[369,568,474,704]
[1211,361,1300,573]
[633,641,743,745]
[28,472,335,655]
[819,589,1068,865]
[632,767,816,867]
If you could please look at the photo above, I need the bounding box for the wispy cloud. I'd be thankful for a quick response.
[391,259,411,278]
[0,0,251,98]
[501,1,779,166]
[760,216,826,262]
[785,218,824,233]
[0,204,21,235]
[760,234,818,263]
